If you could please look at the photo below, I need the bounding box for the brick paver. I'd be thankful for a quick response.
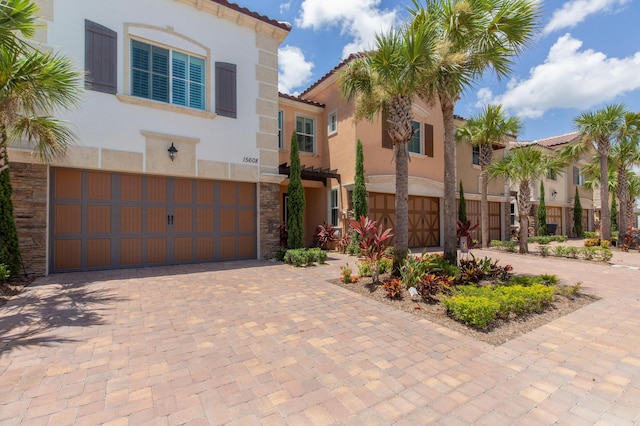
[1,249,640,424]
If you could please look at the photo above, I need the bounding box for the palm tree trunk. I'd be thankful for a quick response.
[617,165,628,241]
[518,180,532,254]
[479,143,492,248]
[599,154,611,240]
[626,197,635,229]
[441,98,457,263]
[394,140,409,270]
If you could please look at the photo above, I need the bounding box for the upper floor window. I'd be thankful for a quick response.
[546,168,557,181]
[472,146,480,166]
[131,39,205,110]
[278,110,284,149]
[573,166,584,186]
[296,116,315,153]
[409,121,422,154]
[328,110,338,135]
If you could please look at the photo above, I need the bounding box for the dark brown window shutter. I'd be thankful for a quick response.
[216,62,237,118]
[381,112,393,149]
[85,20,117,94]
[424,123,434,157]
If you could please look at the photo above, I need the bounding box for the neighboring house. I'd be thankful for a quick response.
[509,132,595,237]
[10,0,290,274]
[283,57,510,248]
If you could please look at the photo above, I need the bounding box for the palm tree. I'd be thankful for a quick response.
[611,112,640,240]
[340,24,434,272]
[0,0,81,274]
[573,104,626,241]
[627,172,640,229]
[487,145,563,253]
[410,0,539,263]
[456,104,521,248]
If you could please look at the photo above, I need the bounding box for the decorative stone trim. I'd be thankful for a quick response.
[259,182,281,259]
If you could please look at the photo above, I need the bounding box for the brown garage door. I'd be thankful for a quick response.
[463,200,502,242]
[50,168,256,272]
[368,192,440,248]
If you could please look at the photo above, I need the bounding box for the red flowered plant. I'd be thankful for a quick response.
[350,215,393,283]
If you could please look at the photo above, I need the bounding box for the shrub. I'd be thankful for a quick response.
[584,231,598,239]
[490,240,503,248]
[340,263,358,283]
[284,249,307,267]
[595,248,613,262]
[336,232,351,254]
[529,235,568,244]
[442,295,501,329]
[0,264,9,284]
[582,246,596,260]
[314,222,337,249]
[584,238,600,247]
[507,274,557,287]
[490,240,517,252]
[382,277,403,299]
[539,245,551,257]
[457,219,479,249]
[350,216,393,283]
[311,248,327,264]
[378,257,393,274]
[566,246,579,259]
[357,260,372,277]
[400,255,427,290]
[418,274,454,297]
[275,247,288,262]
[553,246,567,257]
[555,282,581,297]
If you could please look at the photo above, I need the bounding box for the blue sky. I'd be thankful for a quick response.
[240,0,640,141]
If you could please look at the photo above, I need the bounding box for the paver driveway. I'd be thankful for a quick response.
[1,250,640,425]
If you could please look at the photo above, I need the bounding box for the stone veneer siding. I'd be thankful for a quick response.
[10,162,48,276]
[259,182,281,259]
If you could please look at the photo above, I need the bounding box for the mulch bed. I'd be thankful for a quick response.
[0,276,35,308]
[329,275,598,346]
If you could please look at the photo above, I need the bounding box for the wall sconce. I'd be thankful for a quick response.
[167,143,178,161]
[552,190,558,197]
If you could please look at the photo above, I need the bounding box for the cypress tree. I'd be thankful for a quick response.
[353,139,368,219]
[537,181,547,236]
[611,195,618,233]
[573,187,583,238]
[0,159,20,276]
[287,132,305,249]
[458,181,467,223]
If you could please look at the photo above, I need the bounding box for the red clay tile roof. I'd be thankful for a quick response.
[533,131,581,148]
[210,0,291,31]
[300,53,363,97]
[278,92,325,108]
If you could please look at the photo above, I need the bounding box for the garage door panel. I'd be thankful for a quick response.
[239,210,255,233]
[147,176,167,203]
[55,205,81,234]
[220,182,236,205]
[87,172,111,200]
[238,183,255,207]
[121,175,142,201]
[174,179,193,204]
[174,207,193,233]
[174,237,193,262]
[55,169,82,200]
[87,239,111,267]
[121,206,142,233]
[87,205,111,234]
[147,207,167,233]
[239,236,255,258]
[120,238,142,265]
[197,181,214,204]
[54,240,81,270]
[220,236,236,259]
[197,209,214,232]
[196,237,214,260]
[146,238,167,263]
[220,210,237,233]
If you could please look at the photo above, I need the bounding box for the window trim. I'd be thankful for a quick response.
[123,24,211,113]
[546,168,557,181]
[328,109,338,136]
[295,114,316,154]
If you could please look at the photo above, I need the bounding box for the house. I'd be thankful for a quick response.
[280,57,511,248]
[509,132,595,237]
[10,0,290,274]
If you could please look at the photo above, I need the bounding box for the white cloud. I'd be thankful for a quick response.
[544,0,630,35]
[280,1,291,14]
[296,0,399,58]
[278,45,314,95]
[477,34,640,118]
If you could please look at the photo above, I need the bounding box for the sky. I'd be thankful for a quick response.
[238,0,640,142]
